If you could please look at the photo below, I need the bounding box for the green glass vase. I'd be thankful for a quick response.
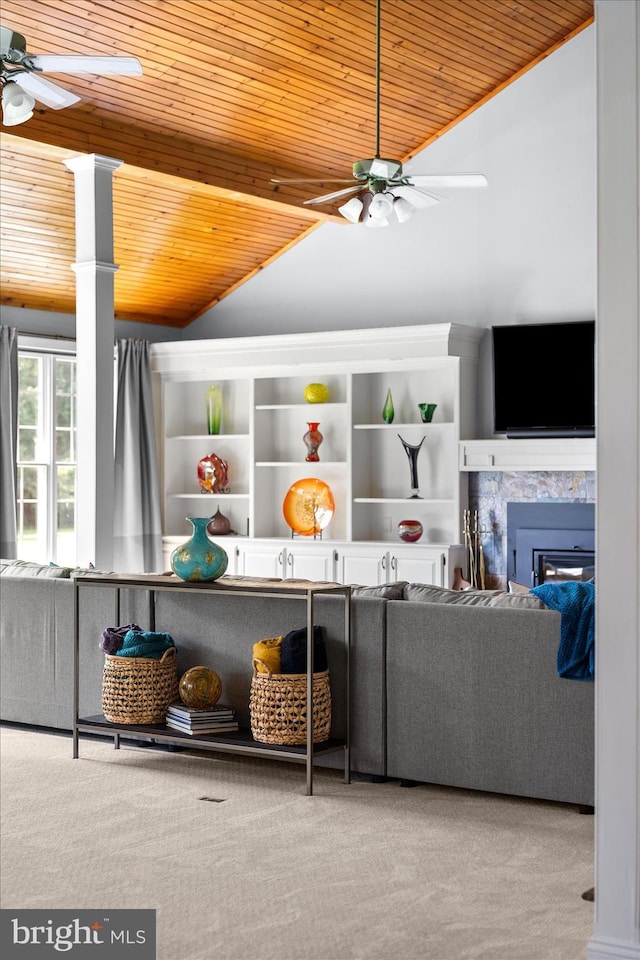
[206,385,222,435]
[382,388,395,424]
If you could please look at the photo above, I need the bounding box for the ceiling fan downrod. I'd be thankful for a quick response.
[374,0,381,159]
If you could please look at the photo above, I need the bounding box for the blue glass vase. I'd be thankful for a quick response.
[170,517,228,582]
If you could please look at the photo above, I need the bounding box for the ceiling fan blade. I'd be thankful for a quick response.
[304,185,366,206]
[391,184,441,208]
[406,174,488,189]
[30,54,143,75]
[271,178,358,185]
[14,72,80,109]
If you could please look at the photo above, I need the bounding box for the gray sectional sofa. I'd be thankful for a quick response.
[0,560,594,805]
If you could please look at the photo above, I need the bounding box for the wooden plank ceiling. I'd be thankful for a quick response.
[0,0,593,329]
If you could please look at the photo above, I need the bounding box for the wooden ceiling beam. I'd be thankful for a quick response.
[4,113,345,221]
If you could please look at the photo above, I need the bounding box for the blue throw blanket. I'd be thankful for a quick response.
[530,581,595,680]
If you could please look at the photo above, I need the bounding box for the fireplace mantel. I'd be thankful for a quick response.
[459,438,596,472]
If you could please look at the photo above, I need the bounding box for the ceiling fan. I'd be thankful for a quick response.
[271,0,487,226]
[0,25,142,126]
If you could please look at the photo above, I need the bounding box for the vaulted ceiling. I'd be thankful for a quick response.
[0,0,593,329]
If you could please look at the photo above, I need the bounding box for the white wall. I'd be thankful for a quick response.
[589,3,640,957]
[186,25,596,347]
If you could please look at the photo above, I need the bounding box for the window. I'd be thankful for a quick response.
[16,350,77,566]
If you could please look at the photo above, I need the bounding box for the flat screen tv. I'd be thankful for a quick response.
[492,320,595,438]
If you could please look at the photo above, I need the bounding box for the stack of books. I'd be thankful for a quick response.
[165,702,239,736]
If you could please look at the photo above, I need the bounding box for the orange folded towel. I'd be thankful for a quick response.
[252,636,283,674]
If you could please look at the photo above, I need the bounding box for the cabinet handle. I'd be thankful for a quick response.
[381,555,387,570]
[278,551,284,567]
[390,556,397,571]
[287,554,293,567]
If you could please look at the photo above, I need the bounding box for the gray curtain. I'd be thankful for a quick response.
[0,326,18,559]
[113,339,163,572]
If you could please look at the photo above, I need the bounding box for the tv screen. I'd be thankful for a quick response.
[492,320,595,438]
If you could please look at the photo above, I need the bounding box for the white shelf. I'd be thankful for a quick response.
[167,433,250,441]
[256,461,347,467]
[353,422,453,430]
[353,498,455,505]
[256,402,347,411]
[168,493,250,500]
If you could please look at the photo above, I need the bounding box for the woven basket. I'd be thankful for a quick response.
[249,658,331,745]
[101,647,179,724]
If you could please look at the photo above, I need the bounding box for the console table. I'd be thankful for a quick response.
[73,573,351,796]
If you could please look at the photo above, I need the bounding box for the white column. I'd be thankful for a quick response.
[63,154,122,570]
[588,3,640,959]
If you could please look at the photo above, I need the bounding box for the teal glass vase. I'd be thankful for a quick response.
[170,517,228,582]
[382,388,395,424]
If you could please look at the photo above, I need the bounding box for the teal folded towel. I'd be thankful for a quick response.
[115,629,175,659]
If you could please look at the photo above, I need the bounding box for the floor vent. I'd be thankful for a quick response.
[198,796,227,803]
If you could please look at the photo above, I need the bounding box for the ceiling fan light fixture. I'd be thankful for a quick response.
[393,195,416,223]
[338,196,365,223]
[369,191,394,219]
[1,80,34,125]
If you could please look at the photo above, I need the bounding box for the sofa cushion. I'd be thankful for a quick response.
[0,559,73,579]
[352,581,408,599]
[403,584,503,605]
[403,583,549,610]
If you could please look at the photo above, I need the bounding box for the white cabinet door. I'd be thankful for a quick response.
[236,543,285,578]
[390,549,443,586]
[235,541,337,581]
[336,546,387,585]
[286,545,337,582]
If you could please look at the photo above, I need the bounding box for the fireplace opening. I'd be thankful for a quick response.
[532,549,595,586]
[507,502,595,588]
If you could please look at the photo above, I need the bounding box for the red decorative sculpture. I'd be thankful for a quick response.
[197,452,229,494]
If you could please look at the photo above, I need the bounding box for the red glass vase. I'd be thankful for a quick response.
[303,422,323,462]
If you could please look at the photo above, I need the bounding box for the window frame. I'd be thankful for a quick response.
[16,337,77,566]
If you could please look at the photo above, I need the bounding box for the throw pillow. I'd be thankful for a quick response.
[0,559,74,579]
[508,580,531,594]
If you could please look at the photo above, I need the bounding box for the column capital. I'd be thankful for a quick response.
[63,154,123,175]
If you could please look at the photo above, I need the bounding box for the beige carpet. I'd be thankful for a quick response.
[0,727,594,960]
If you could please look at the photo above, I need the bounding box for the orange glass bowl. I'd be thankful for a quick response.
[282,478,335,537]
[179,666,222,708]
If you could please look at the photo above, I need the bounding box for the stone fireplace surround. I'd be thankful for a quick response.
[468,470,596,590]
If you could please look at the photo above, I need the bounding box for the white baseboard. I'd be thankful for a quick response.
[587,936,640,960]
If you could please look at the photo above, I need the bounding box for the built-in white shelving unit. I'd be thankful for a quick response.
[151,324,483,585]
